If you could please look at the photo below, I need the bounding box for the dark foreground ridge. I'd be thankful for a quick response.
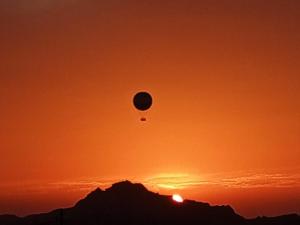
[0,181,299,225]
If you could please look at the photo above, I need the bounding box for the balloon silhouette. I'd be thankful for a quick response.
[133,92,152,121]
[133,92,152,111]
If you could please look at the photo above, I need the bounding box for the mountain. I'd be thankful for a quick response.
[0,215,21,225]
[0,180,299,225]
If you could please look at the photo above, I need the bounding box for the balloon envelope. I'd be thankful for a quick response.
[133,92,152,111]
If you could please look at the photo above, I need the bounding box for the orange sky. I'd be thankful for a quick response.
[0,0,299,218]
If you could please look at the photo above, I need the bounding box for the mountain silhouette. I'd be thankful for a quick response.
[0,180,299,225]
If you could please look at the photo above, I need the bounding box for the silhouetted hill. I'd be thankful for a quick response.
[247,214,300,225]
[0,181,299,225]
[0,215,21,225]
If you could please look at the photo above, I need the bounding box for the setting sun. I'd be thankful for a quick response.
[172,194,184,203]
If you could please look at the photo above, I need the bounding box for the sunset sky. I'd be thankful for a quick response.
[0,0,299,218]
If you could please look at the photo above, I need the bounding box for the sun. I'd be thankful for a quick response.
[172,194,183,203]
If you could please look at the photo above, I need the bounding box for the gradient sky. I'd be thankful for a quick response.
[0,0,299,218]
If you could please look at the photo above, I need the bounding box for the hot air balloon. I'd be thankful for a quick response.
[133,91,152,121]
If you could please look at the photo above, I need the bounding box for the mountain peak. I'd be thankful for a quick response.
[74,187,103,207]
[106,180,148,193]
[86,187,103,198]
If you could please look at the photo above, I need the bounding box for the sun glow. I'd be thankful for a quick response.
[172,194,183,203]
[146,173,203,190]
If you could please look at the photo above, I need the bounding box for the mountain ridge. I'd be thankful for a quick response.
[0,180,299,225]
